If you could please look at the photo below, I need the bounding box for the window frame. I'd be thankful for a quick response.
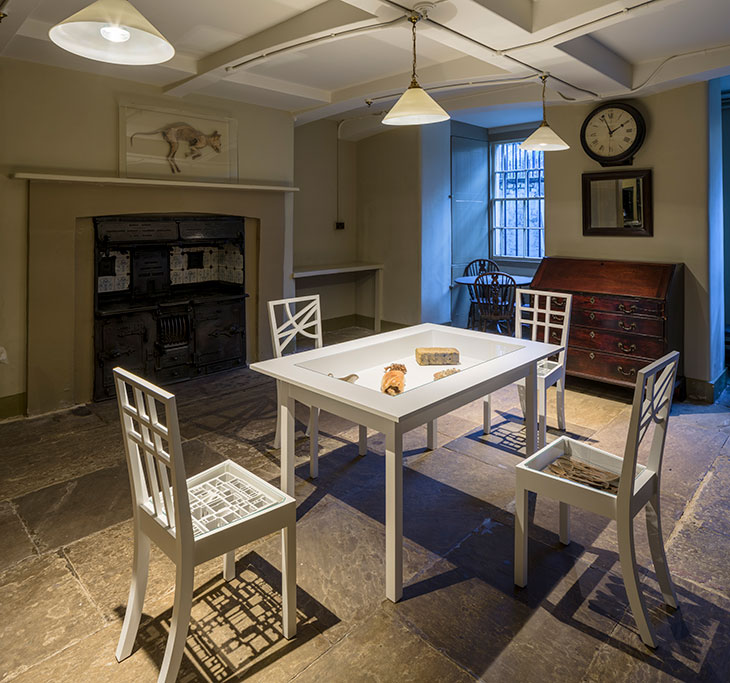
[488,127,545,264]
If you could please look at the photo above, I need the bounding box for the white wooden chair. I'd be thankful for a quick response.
[113,367,296,683]
[268,294,368,478]
[514,351,680,648]
[483,288,572,449]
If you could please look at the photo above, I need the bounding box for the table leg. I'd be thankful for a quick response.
[385,426,403,602]
[524,362,537,455]
[426,419,437,450]
[279,383,296,497]
[374,268,383,333]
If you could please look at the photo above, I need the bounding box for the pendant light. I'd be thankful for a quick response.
[519,75,569,151]
[49,0,174,65]
[382,11,449,126]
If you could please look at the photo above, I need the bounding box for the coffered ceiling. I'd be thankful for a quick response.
[2,0,730,136]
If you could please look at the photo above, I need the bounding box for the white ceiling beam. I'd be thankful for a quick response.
[0,0,44,53]
[294,55,511,124]
[164,0,378,97]
[226,72,331,103]
[555,35,633,88]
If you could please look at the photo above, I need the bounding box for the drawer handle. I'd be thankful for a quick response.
[550,331,561,341]
[617,342,637,354]
[617,365,636,377]
[589,352,595,360]
[618,303,637,314]
[589,312,595,321]
[589,296,595,304]
[618,320,636,331]
[589,331,595,339]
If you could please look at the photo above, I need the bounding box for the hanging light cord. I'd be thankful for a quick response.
[409,14,419,87]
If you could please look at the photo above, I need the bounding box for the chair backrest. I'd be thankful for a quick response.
[618,351,680,504]
[464,258,500,278]
[515,288,572,366]
[268,294,323,358]
[473,272,516,322]
[114,367,192,543]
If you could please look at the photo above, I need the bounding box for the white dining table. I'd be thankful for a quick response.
[453,274,533,286]
[250,323,560,602]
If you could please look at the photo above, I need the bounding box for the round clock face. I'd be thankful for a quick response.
[580,103,646,164]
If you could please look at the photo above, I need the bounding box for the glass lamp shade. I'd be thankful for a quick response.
[382,84,450,126]
[49,0,174,65]
[519,122,569,151]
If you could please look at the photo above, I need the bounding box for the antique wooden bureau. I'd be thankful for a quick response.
[530,257,684,388]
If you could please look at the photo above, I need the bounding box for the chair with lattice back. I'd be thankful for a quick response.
[483,288,572,448]
[463,258,500,328]
[268,294,368,477]
[113,367,296,683]
[514,351,680,648]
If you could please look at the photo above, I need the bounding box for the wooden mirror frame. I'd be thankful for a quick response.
[582,169,653,237]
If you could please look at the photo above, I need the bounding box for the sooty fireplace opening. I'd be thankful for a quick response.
[94,213,248,400]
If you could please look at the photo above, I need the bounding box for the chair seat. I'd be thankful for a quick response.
[515,358,562,386]
[143,461,288,538]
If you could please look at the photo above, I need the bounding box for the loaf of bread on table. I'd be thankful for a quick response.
[415,347,460,365]
[381,363,407,395]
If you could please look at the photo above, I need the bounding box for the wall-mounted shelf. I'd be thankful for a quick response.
[11,173,299,193]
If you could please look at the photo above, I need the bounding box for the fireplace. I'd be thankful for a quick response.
[24,177,295,415]
[93,214,247,400]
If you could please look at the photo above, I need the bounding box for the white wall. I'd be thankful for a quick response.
[293,120,358,321]
[356,128,422,324]
[544,82,714,383]
[0,57,294,414]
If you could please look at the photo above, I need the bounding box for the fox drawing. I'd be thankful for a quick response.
[130,122,222,174]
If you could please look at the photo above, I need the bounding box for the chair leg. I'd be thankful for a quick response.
[309,407,319,479]
[426,419,437,450]
[559,502,570,545]
[281,519,297,639]
[223,551,235,581]
[483,395,491,435]
[273,382,282,449]
[646,493,678,609]
[514,484,528,587]
[556,378,567,432]
[517,384,527,420]
[116,528,151,662]
[158,562,194,683]
[358,425,368,456]
[538,387,547,449]
[617,515,657,648]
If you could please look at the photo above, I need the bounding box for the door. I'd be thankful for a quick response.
[451,135,489,328]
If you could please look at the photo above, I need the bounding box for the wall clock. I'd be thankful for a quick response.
[580,102,646,167]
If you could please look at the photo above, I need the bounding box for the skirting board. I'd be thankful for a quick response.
[686,367,728,404]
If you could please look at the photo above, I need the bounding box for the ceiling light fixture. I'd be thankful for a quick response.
[520,75,569,151]
[49,0,174,65]
[382,6,449,126]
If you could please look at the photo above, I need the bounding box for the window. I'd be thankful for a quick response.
[490,141,544,260]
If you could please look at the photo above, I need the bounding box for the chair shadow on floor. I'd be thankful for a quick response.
[287,427,730,681]
[114,553,339,682]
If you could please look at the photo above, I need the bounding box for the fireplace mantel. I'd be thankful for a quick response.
[12,172,299,193]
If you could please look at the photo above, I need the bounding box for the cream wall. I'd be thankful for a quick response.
[544,82,714,383]
[356,128,422,325]
[0,57,294,413]
[293,120,359,321]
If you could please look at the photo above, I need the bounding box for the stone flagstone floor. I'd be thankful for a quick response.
[1,327,730,681]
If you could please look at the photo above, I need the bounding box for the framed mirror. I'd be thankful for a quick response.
[582,169,652,236]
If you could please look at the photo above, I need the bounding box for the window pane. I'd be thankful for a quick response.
[490,141,544,260]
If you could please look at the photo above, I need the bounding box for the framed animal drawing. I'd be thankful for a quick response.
[119,103,238,182]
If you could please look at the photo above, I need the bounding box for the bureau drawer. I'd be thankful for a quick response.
[567,348,648,387]
[572,309,664,337]
[573,294,663,317]
[569,327,664,359]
